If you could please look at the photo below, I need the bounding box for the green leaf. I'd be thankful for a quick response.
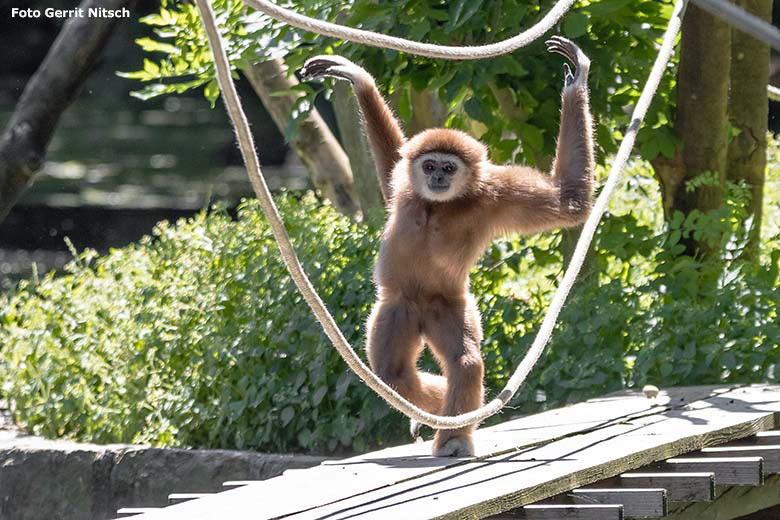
[563,11,589,38]
[280,406,294,426]
[204,79,220,107]
[518,123,544,151]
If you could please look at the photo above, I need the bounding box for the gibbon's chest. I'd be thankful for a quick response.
[375,200,483,292]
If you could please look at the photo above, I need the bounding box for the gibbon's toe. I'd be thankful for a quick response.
[432,436,475,458]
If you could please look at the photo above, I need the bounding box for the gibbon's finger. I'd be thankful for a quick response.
[545,40,577,65]
[563,63,575,86]
[301,62,353,82]
[304,54,356,68]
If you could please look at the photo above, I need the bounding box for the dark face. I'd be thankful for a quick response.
[422,158,458,193]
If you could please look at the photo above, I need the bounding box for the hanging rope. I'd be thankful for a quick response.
[692,0,780,52]
[194,0,687,429]
[242,0,576,60]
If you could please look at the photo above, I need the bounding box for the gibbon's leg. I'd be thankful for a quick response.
[301,56,405,203]
[366,300,447,414]
[423,295,484,457]
[545,36,594,218]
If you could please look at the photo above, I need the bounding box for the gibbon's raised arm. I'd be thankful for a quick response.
[487,37,594,236]
[302,56,406,204]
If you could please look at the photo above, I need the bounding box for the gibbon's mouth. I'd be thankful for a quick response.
[427,183,450,192]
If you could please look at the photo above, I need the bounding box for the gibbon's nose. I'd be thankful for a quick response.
[432,172,447,185]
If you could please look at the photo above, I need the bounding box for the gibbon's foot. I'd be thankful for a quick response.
[410,419,422,440]
[301,55,366,84]
[545,36,590,89]
[432,432,475,457]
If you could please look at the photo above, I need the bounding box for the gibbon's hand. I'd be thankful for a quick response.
[301,55,371,86]
[545,36,590,90]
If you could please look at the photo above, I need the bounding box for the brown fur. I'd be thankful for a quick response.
[302,42,594,456]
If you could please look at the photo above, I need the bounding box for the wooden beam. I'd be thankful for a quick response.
[617,472,715,502]
[697,446,780,474]
[568,488,666,517]
[501,504,624,519]
[663,474,780,520]
[652,457,764,486]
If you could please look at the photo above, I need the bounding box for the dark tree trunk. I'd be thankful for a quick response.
[726,0,771,256]
[242,59,360,216]
[0,0,133,224]
[652,3,731,257]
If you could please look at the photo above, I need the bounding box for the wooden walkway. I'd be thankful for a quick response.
[118,384,780,519]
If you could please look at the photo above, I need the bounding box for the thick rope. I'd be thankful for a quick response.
[243,0,575,60]
[195,0,687,429]
[692,0,780,52]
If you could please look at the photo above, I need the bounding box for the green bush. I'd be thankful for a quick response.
[1,159,779,454]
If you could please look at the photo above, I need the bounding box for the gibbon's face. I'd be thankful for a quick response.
[411,152,469,202]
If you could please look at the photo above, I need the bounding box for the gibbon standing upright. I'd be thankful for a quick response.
[302,36,594,457]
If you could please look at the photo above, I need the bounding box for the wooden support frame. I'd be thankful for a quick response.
[615,472,716,502]
[651,457,764,486]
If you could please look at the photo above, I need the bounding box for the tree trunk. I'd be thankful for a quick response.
[726,0,771,256]
[241,59,359,216]
[651,4,731,257]
[331,83,384,214]
[0,0,133,224]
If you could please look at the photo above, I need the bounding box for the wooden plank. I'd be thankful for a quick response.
[167,493,211,505]
[123,385,780,520]
[721,430,780,446]
[663,474,780,520]
[500,504,624,519]
[696,445,780,473]
[277,386,780,519]
[616,473,715,502]
[652,457,764,486]
[568,488,666,518]
[116,508,162,518]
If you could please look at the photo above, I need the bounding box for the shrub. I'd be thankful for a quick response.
[2,159,779,454]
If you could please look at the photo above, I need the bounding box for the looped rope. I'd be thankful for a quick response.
[243,0,576,60]
[194,0,687,429]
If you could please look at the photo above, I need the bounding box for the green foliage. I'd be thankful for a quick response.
[123,0,677,165]
[2,156,779,453]
[0,195,399,452]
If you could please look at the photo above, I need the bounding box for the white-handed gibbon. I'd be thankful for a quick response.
[301,36,594,457]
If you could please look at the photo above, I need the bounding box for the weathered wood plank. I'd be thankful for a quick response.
[651,457,764,486]
[663,474,780,520]
[567,488,666,518]
[721,430,780,446]
[695,445,780,473]
[495,504,624,519]
[615,473,715,502]
[125,385,780,520]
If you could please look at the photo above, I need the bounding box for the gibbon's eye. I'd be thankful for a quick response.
[423,161,436,173]
[443,162,456,174]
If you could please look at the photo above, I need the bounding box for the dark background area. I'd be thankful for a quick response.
[0,0,302,289]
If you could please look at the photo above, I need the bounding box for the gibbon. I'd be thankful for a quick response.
[302,36,594,457]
